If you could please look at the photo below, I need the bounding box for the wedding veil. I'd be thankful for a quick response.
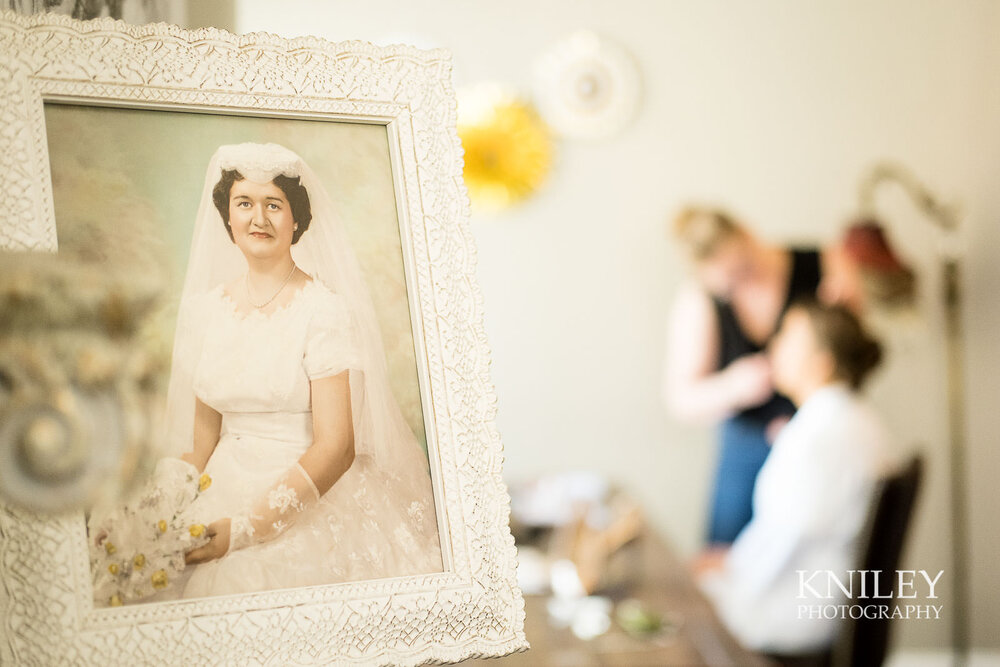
[163,142,426,471]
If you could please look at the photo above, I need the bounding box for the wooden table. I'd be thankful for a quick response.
[461,531,775,666]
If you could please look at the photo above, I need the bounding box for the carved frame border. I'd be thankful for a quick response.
[0,11,525,666]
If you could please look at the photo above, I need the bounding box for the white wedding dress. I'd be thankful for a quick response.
[176,278,442,599]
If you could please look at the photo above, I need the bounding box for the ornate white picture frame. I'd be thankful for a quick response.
[0,10,525,665]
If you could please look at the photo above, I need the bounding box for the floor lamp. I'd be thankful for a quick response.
[858,162,968,666]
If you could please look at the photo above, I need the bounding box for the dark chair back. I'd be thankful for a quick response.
[831,454,924,667]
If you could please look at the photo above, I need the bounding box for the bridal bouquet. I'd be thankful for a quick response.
[88,458,212,607]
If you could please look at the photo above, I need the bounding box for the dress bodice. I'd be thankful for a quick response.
[191,279,362,419]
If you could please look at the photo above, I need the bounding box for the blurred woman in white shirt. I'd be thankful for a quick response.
[694,299,904,654]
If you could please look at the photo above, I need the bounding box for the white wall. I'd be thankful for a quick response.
[958,0,1000,652]
[231,0,999,652]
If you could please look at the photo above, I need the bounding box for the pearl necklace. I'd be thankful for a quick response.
[245,263,297,309]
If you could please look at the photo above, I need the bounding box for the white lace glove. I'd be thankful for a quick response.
[226,462,321,553]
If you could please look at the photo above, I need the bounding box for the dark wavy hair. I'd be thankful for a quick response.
[211,169,312,244]
[791,298,883,390]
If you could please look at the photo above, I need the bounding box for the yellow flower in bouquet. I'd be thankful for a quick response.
[108,563,119,575]
[109,594,123,607]
[151,569,168,590]
[198,473,212,492]
[189,524,205,538]
[157,519,167,533]
[104,541,116,555]
[133,553,145,569]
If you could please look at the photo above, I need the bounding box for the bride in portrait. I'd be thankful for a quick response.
[151,142,441,599]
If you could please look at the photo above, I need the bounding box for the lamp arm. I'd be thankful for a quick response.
[858,160,969,663]
[857,161,958,232]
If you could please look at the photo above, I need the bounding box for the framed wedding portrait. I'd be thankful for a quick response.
[0,11,525,666]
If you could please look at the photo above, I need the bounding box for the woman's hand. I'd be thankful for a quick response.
[722,353,773,409]
[691,546,730,579]
[765,414,791,444]
[184,518,231,565]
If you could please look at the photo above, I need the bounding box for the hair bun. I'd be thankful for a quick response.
[794,300,885,389]
[854,335,883,383]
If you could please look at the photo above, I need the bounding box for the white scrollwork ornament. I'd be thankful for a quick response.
[532,30,642,141]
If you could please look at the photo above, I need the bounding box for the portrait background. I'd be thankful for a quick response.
[43,103,429,454]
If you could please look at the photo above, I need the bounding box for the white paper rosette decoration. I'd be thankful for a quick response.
[532,30,642,140]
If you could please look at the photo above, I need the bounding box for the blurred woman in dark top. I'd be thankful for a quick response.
[663,206,913,545]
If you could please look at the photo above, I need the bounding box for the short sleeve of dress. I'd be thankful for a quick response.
[303,288,364,380]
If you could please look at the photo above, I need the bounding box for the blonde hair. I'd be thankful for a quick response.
[670,205,744,260]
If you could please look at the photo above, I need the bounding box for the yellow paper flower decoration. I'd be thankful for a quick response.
[151,569,168,590]
[198,474,212,492]
[189,524,205,538]
[457,84,553,212]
